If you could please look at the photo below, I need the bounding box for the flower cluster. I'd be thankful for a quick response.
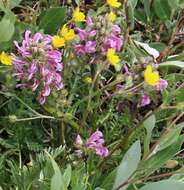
[13,30,64,104]
[140,65,168,107]
[74,17,97,62]
[75,130,109,157]
[144,65,168,91]
[74,15,123,66]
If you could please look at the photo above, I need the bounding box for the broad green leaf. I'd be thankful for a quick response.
[159,61,184,68]
[0,18,14,42]
[48,153,66,190]
[149,42,167,52]
[141,135,184,176]
[113,140,141,190]
[63,165,72,187]
[154,123,184,152]
[95,188,106,190]
[143,115,156,157]
[140,180,184,190]
[39,7,65,34]
[153,0,172,21]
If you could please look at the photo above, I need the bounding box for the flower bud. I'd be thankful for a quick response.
[9,115,17,123]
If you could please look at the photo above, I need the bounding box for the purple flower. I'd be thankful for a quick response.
[85,41,96,53]
[42,85,51,97]
[85,130,108,157]
[75,130,109,157]
[74,44,86,55]
[75,28,88,41]
[112,25,121,34]
[13,30,64,104]
[102,35,123,53]
[155,79,168,91]
[141,95,151,107]
[37,95,46,105]
[88,30,97,37]
[95,146,109,157]
[86,16,94,26]
[123,65,131,75]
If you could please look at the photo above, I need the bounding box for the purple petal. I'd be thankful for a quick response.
[155,79,168,91]
[141,95,151,107]
[42,85,51,96]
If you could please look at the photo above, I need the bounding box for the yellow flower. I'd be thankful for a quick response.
[109,11,117,22]
[84,77,92,84]
[107,48,120,66]
[107,0,121,8]
[52,35,65,48]
[144,65,160,86]
[60,24,75,41]
[73,7,85,22]
[0,52,12,65]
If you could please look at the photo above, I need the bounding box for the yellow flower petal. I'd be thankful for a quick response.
[109,11,117,22]
[107,0,121,8]
[0,52,12,65]
[52,35,65,48]
[144,65,160,86]
[107,48,120,66]
[60,24,75,41]
[73,7,85,22]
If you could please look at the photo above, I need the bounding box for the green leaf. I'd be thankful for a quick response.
[0,18,14,42]
[101,169,116,189]
[9,0,22,9]
[168,0,180,8]
[179,0,184,7]
[142,135,184,176]
[143,115,156,157]
[142,0,151,21]
[113,140,141,190]
[159,61,184,68]
[153,0,172,21]
[39,7,65,34]
[140,180,184,190]
[63,165,72,187]
[47,153,66,190]
[128,0,138,8]
[127,0,138,29]
[154,123,184,152]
